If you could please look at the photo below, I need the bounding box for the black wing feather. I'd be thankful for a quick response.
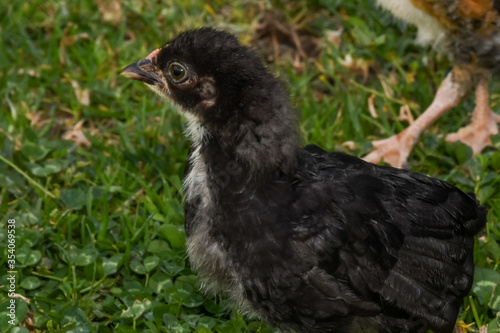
[282,145,486,332]
[207,145,485,333]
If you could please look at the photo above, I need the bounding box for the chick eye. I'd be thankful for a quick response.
[168,62,188,82]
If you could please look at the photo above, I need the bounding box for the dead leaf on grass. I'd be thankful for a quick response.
[70,80,90,106]
[340,54,374,82]
[398,104,414,124]
[97,0,122,26]
[325,28,343,49]
[368,94,378,118]
[378,74,395,99]
[342,141,356,150]
[62,119,92,147]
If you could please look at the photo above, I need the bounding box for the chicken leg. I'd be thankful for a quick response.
[363,73,465,168]
[445,77,500,153]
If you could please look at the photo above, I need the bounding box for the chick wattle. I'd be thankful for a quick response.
[121,28,486,333]
[364,0,500,168]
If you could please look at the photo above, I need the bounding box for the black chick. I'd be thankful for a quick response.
[121,28,487,333]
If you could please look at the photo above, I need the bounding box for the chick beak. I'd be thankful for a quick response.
[121,49,164,87]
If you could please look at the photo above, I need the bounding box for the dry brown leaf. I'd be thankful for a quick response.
[378,74,395,99]
[368,94,378,118]
[10,293,30,304]
[479,325,489,333]
[342,141,356,150]
[340,54,373,81]
[398,105,414,124]
[71,80,90,106]
[24,102,53,129]
[325,28,343,48]
[62,120,92,147]
[97,0,122,26]
[27,111,45,128]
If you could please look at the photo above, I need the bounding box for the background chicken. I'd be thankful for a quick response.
[363,0,500,168]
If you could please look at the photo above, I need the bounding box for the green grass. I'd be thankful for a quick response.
[1,0,500,332]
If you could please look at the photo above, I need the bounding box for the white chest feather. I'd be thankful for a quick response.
[183,144,211,207]
[182,114,211,207]
[181,116,259,317]
[185,220,258,317]
[377,0,446,47]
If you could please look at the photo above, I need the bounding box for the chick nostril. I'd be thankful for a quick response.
[138,59,153,67]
